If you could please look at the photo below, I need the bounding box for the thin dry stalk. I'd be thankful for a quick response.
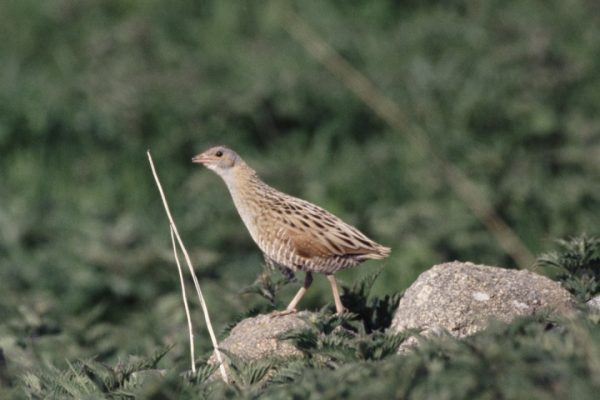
[283,8,535,269]
[170,226,195,373]
[147,151,229,383]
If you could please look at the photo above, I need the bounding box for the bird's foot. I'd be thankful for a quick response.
[269,308,297,318]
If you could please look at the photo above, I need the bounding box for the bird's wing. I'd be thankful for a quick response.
[279,198,389,260]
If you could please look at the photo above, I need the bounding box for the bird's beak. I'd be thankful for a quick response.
[192,153,210,165]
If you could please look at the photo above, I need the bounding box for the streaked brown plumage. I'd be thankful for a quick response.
[193,145,390,314]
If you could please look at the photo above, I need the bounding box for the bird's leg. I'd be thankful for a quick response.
[286,272,312,310]
[271,272,313,317]
[326,274,347,314]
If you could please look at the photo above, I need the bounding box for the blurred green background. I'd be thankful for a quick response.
[1,0,599,395]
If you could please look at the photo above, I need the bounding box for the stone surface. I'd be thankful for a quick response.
[209,312,312,366]
[391,261,575,338]
[587,295,600,311]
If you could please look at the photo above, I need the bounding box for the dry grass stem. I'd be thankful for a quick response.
[147,151,229,383]
[170,226,196,373]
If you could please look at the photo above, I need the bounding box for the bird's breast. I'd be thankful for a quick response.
[230,195,261,243]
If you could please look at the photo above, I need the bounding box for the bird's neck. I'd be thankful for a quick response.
[219,163,268,243]
[221,164,273,211]
[219,163,262,196]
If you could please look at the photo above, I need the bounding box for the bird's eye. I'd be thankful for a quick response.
[215,151,223,157]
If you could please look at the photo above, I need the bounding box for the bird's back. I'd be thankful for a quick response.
[228,167,390,274]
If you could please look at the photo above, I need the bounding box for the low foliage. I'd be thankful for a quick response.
[18,264,600,399]
[259,314,600,400]
[537,235,600,302]
[338,268,402,333]
[21,347,171,399]
[20,311,600,399]
[16,272,406,398]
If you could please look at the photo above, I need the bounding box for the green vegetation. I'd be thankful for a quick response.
[12,265,600,399]
[537,235,600,302]
[1,0,599,398]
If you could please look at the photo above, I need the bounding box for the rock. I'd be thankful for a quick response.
[209,311,312,375]
[587,295,600,311]
[391,261,575,339]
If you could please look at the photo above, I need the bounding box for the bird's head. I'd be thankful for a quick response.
[192,145,241,177]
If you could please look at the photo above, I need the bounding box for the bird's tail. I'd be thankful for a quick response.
[358,244,391,261]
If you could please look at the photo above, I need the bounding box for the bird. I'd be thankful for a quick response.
[192,145,390,315]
